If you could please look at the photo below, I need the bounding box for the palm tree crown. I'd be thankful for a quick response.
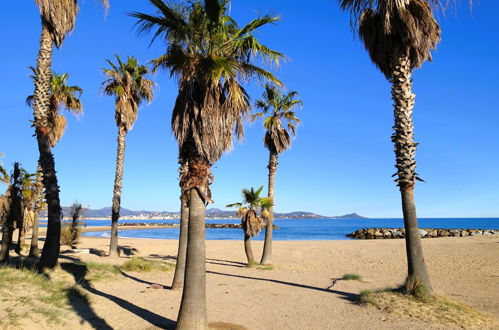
[27,69,83,147]
[226,186,272,237]
[340,0,440,79]
[101,55,154,133]
[131,0,283,163]
[253,84,302,154]
[0,164,35,228]
[34,0,110,47]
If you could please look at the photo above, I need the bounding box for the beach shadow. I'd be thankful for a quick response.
[207,270,359,303]
[206,258,247,268]
[60,262,175,329]
[150,255,245,269]
[119,245,139,256]
[119,270,171,289]
[89,248,107,257]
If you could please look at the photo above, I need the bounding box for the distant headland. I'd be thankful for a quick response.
[42,207,368,220]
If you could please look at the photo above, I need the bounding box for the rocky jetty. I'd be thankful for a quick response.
[118,222,279,229]
[347,228,498,239]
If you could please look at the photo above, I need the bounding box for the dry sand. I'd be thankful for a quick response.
[26,232,496,330]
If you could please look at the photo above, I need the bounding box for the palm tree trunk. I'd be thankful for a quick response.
[244,234,256,265]
[109,127,126,257]
[15,225,25,255]
[260,151,278,265]
[34,24,62,270]
[29,163,43,258]
[391,52,433,296]
[176,161,208,330]
[171,160,189,290]
[0,222,13,263]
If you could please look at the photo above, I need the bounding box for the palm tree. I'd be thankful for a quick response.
[27,69,83,258]
[339,0,441,297]
[15,170,37,255]
[31,0,107,270]
[227,186,272,265]
[132,1,282,328]
[101,55,154,257]
[252,84,302,265]
[0,163,27,263]
[29,166,45,258]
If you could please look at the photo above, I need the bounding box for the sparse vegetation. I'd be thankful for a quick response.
[359,288,497,328]
[342,273,363,281]
[119,257,174,272]
[0,265,76,326]
[256,265,274,271]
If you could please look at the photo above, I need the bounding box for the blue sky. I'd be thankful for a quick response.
[1,1,498,218]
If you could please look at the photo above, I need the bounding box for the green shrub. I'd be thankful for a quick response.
[342,273,363,281]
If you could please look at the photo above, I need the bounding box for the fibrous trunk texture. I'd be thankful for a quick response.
[261,151,278,265]
[172,161,189,290]
[176,174,208,330]
[109,127,127,257]
[35,24,62,270]
[391,51,433,295]
[244,234,256,265]
[0,222,13,263]
[29,163,44,258]
[16,224,25,255]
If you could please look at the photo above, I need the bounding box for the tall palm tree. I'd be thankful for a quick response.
[252,84,302,265]
[171,157,189,290]
[101,55,154,257]
[31,0,108,270]
[227,186,272,265]
[339,0,441,297]
[132,1,282,328]
[27,69,83,258]
[0,163,28,263]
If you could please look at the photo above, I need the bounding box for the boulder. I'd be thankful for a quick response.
[418,229,428,238]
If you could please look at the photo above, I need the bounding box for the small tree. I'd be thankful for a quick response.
[0,163,32,263]
[61,201,84,249]
[227,186,272,265]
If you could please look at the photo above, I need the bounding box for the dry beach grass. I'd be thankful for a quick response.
[0,232,498,329]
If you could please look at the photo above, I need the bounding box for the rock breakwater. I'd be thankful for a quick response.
[347,228,498,239]
[117,222,280,229]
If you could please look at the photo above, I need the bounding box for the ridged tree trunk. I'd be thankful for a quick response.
[391,52,433,295]
[109,126,127,257]
[260,151,278,265]
[34,24,62,270]
[29,163,44,258]
[15,224,25,255]
[172,160,189,290]
[176,161,208,330]
[0,221,13,263]
[244,234,256,265]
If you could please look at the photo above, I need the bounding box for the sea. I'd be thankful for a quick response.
[80,218,499,241]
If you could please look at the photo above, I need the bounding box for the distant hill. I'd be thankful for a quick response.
[331,213,367,219]
[44,207,367,219]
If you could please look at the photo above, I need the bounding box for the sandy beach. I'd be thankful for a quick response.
[20,231,496,330]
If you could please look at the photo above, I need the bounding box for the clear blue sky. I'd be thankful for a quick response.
[1,1,498,218]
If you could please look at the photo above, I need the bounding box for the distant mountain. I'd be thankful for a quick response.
[44,206,367,220]
[330,213,367,219]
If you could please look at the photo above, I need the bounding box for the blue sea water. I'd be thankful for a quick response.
[81,218,499,241]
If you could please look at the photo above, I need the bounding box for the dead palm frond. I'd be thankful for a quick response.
[35,0,110,47]
[340,0,440,79]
